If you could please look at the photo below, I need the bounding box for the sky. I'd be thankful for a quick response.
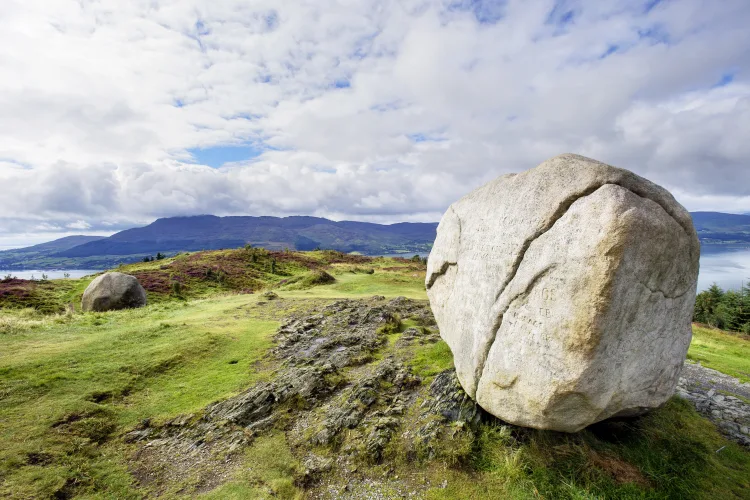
[0,0,749,249]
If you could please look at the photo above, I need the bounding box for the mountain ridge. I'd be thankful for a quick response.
[2,211,749,270]
[0,216,438,269]
[0,235,106,270]
[54,215,438,258]
[690,211,750,244]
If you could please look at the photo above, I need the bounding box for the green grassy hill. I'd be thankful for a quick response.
[0,250,748,499]
[0,248,423,314]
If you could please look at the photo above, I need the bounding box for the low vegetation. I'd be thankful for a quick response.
[688,324,750,382]
[1,249,748,499]
[0,248,418,313]
[0,277,88,314]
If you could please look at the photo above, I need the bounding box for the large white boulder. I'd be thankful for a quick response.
[82,272,147,312]
[426,154,700,432]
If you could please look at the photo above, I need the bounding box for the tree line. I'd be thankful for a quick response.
[693,283,750,333]
[142,252,166,262]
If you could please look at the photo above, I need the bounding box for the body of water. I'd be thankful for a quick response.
[381,247,750,293]
[697,246,750,292]
[0,269,101,280]
[387,247,750,293]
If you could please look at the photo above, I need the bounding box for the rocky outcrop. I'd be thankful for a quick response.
[81,272,147,312]
[121,296,747,499]
[125,298,482,489]
[427,154,700,432]
[677,362,750,447]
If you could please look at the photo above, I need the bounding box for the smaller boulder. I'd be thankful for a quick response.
[81,272,147,312]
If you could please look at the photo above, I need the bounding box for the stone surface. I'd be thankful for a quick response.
[125,298,483,494]
[81,272,147,312]
[677,362,750,447]
[426,153,700,432]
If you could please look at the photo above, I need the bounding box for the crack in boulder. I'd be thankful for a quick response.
[475,266,554,394]
[472,182,693,396]
[426,206,461,291]
[425,261,457,290]
[637,281,694,300]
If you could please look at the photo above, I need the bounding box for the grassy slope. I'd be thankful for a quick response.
[0,251,749,499]
[279,260,427,300]
[688,325,750,383]
[0,296,282,498]
[0,248,400,313]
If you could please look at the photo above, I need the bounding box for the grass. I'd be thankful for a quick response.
[1,250,749,499]
[0,249,428,313]
[687,325,750,382]
[0,295,280,498]
[200,433,302,499]
[0,276,90,314]
[411,340,750,500]
[0,251,426,498]
[410,340,454,377]
[280,270,427,299]
[420,397,750,499]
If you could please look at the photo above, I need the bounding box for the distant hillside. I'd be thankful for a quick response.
[3,211,747,270]
[0,216,437,269]
[54,215,437,259]
[0,235,105,269]
[691,212,750,244]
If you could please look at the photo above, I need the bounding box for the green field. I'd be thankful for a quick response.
[1,250,749,499]
[688,325,750,383]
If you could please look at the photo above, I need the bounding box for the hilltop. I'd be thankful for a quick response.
[0,248,425,314]
[0,248,748,499]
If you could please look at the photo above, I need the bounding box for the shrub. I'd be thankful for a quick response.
[351,266,375,274]
[300,270,335,288]
[204,268,227,284]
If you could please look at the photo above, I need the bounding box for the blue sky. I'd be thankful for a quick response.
[0,0,749,248]
[188,145,265,168]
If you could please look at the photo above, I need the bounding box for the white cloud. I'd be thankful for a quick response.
[1,0,749,247]
[67,220,92,230]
